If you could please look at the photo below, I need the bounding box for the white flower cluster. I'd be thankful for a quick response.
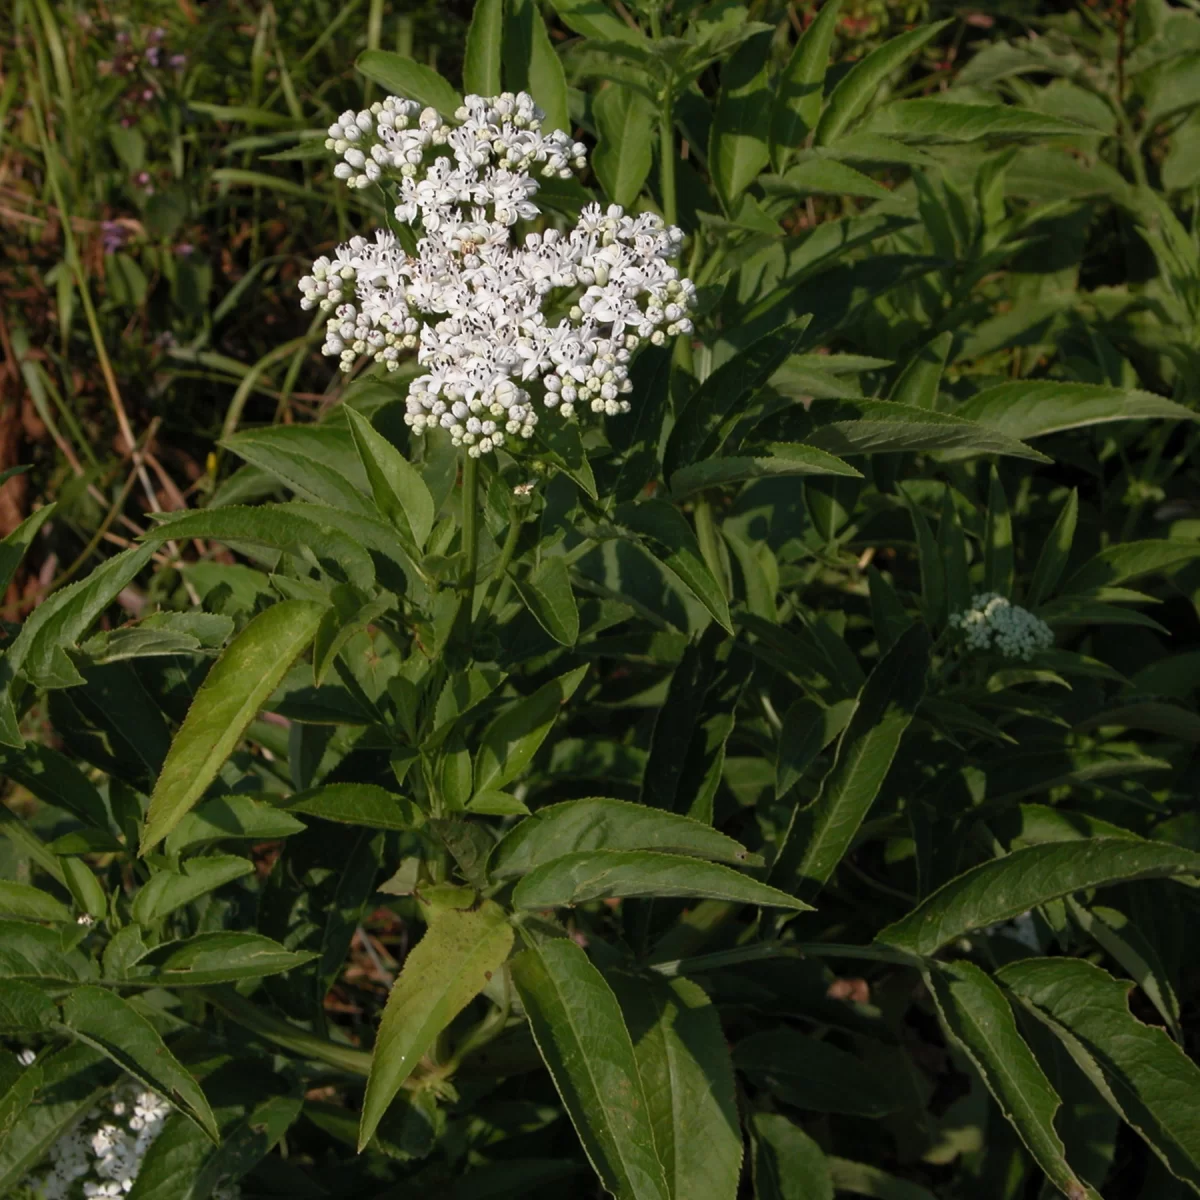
[298,92,694,457]
[19,1072,239,1200]
[949,592,1054,660]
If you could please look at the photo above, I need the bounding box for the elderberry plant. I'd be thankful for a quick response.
[4,2,1200,1199]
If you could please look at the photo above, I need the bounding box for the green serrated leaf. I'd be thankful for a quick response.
[491,797,759,879]
[511,937,670,1200]
[359,901,513,1148]
[512,850,811,910]
[878,839,1200,956]
[62,987,218,1141]
[140,600,327,852]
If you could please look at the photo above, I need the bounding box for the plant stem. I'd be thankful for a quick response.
[481,509,524,619]
[453,454,481,651]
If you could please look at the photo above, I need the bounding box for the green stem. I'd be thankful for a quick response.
[481,508,524,619]
[452,454,481,651]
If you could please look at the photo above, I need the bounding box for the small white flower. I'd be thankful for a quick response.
[296,91,695,454]
[949,593,1054,661]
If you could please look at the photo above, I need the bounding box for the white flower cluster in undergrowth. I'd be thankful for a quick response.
[298,91,695,457]
[17,1066,239,1200]
[949,592,1054,661]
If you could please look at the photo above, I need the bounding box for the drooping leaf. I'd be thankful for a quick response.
[1060,539,1200,594]
[999,957,1200,1191]
[511,937,670,1200]
[925,961,1099,1199]
[491,797,760,880]
[145,505,376,590]
[799,399,1049,461]
[512,850,811,910]
[140,600,327,853]
[359,901,513,1148]
[878,839,1200,956]
[355,50,463,114]
[614,500,732,632]
[62,987,218,1141]
[773,623,931,899]
[222,426,374,516]
[606,970,742,1200]
[513,555,580,646]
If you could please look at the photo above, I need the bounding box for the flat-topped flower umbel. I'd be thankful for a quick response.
[299,92,695,457]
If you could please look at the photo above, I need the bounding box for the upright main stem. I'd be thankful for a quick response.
[453,454,480,652]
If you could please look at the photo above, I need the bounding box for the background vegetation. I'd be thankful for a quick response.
[3,0,1200,1198]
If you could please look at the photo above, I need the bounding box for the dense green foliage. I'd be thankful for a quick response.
[3,1,1200,1198]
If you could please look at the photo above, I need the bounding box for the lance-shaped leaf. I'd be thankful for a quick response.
[773,623,930,899]
[463,0,503,95]
[862,100,1087,143]
[62,987,218,1142]
[953,381,1198,442]
[269,783,423,831]
[710,33,772,210]
[606,970,742,1200]
[145,505,375,590]
[344,407,435,549]
[512,850,811,910]
[355,50,462,114]
[130,855,254,925]
[513,556,580,646]
[1027,489,1078,606]
[877,839,1200,956]
[1060,539,1200,594]
[670,444,859,500]
[593,83,655,207]
[664,321,809,477]
[925,961,1100,1200]
[614,500,732,633]
[140,600,327,853]
[475,665,589,794]
[752,1112,832,1200]
[0,881,71,923]
[491,797,760,880]
[814,22,950,146]
[998,957,1200,1191]
[511,937,670,1200]
[359,901,513,1148]
[769,0,843,166]
[136,932,318,988]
